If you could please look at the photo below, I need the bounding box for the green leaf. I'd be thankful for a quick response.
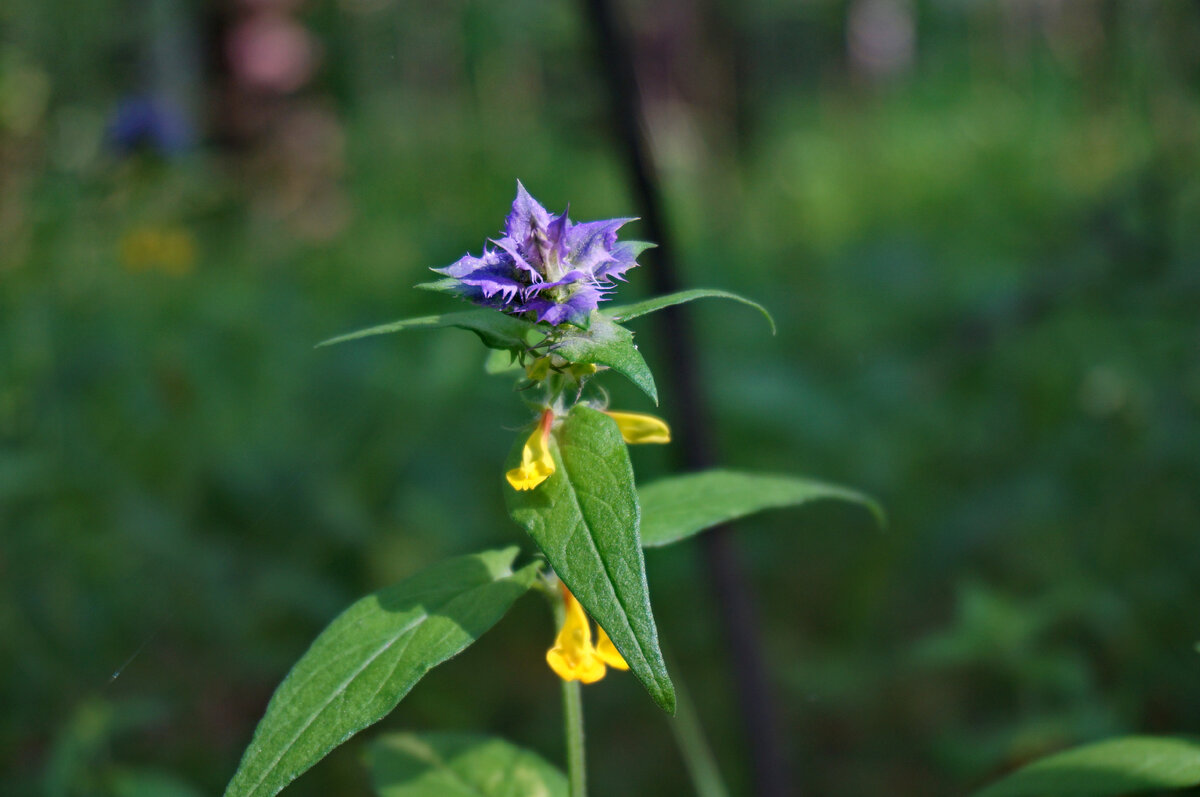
[483,348,522,375]
[553,314,658,403]
[223,548,540,797]
[368,732,567,797]
[316,309,539,353]
[606,289,776,335]
[973,736,1200,796]
[638,470,883,548]
[317,310,657,400]
[505,405,675,713]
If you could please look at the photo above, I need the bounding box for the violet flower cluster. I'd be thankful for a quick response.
[433,183,644,326]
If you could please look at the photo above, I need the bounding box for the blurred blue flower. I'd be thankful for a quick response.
[106,95,193,156]
[433,182,646,327]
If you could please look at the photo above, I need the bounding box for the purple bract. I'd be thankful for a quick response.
[433,182,645,326]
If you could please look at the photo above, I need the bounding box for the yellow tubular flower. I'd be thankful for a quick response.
[594,625,629,671]
[603,411,671,445]
[546,585,607,683]
[506,410,555,491]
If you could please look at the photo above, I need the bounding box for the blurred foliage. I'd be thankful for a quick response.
[3,0,1199,795]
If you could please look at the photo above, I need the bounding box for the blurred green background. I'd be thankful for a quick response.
[3,0,1199,794]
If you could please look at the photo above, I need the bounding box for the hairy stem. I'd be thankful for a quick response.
[563,678,587,797]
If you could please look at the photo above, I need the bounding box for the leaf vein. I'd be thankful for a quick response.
[245,612,428,795]
[556,438,652,673]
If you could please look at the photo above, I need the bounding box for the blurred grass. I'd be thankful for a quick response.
[3,1,1200,795]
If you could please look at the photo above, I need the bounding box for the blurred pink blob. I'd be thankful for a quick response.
[237,0,305,14]
[227,13,319,94]
[848,0,915,79]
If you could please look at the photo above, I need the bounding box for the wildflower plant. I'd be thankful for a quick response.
[223,184,880,797]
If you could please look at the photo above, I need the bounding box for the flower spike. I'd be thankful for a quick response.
[603,411,671,445]
[432,183,646,327]
[506,410,556,491]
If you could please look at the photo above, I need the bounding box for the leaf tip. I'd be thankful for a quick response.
[753,303,777,336]
[654,681,677,715]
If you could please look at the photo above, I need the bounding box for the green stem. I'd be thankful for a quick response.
[669,677,730,797]
[563,678,587,797]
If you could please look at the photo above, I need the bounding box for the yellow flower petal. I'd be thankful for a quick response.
[604,411,671,445]
[546,585,610,683]
[506,411,556,491]
[594,625,628,671]
[546,646,607,684]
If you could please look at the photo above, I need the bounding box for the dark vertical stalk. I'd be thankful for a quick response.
[580,1,792,795]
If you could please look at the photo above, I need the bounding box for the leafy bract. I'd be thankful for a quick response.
[638,470,882,548]
[973,736,1200,796]
[553,314,658,403]
[619,239,657,260]
[505,405,675,713]
[412,278,460,296]
[368,732,567,797]
[316,309,536,353]
[223,548,540,797]
[317,308,655,400]
[606,289,776,335]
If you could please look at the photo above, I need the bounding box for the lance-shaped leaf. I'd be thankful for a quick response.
[505,405,675,713]
[552,314,657,403]
[606,289,776,335]
[224,548,540,797]
[973,736,1200,797]
[368,732,567,797]
[639,470,883,548]
[318,309,656,401]
[316,309,538,353]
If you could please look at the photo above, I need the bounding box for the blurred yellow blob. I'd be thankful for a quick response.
[604,411,671,445]
[546,584,626,683]
[505,410,555,491]
[119,225,196,276]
